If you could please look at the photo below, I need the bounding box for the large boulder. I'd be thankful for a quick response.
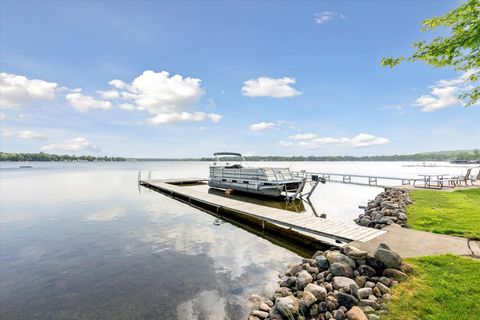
[336,292,358,309]
[366,256,384,274]
[346,306,368,320]
[330,262,354,278]
[304,283,327,301]
[275,296,299,318]
[279,276,297,288]
[374,243,402,269]
[301,290,317,307]
[296,270,313,290]
[332,276,357,291]
[315,255,329,270]
[343,245,368,259]
[357,265,376,277]
[326,251,356,268]
[383,268,408,282]
[289,264,303,276]
[357,288,373,299]
[375,282,390,295]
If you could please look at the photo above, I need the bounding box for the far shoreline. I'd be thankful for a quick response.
[1,149,480,163]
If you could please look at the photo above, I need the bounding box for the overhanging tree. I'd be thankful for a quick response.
[381,0,480,106]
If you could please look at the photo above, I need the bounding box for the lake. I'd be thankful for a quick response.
[0,161,468,319]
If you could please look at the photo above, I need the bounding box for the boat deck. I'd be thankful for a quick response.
[139,178,386,245]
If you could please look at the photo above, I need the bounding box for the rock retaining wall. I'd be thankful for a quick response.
[354,189,412,229]
[248,244,412,320]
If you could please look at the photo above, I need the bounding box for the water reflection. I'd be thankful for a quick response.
[1,161,465,319]
[0,165,300,319]
[205,185,307,213]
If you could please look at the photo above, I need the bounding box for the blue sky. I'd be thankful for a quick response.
[0,0,478,157]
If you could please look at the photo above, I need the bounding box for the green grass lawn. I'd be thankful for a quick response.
[407,188,480,240]
[384,255,480,320]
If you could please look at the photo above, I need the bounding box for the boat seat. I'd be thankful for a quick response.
[225,164,243,169]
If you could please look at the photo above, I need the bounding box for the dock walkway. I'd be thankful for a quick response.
[140,178,385,244]
[295,171,418,188]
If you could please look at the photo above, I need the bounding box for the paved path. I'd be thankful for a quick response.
[349,224,473,258]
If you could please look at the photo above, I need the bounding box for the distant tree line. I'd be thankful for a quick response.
[0,152,127,162]
[198,149,480,162]
[1,149,479,162]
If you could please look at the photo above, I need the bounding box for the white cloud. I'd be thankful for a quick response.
[0,112,5,121]
[348,134,390,147]
[17,130,44,140]
[290,133,318,140]
[284,133,390,148]
[378,105,403,111]
[107,70,219,124]
[42,137,98,152]
[1,131,14,137]
[108,79,129,90]
[413,71,475,112]
[314,11,335,24]
[97,89,120,100]
[288,125,301,131]
[148,112,222,125]
[250,122,276,131]
[1,71,221,125]
[278,140,294,147]
[249,120,299,132]
[242,76,302,98]
[208,113,222,122]
[65,91,112,112]
[0,72,57,109]
[314,11,345,24]
[118,103,136,111]
[414,86,459,112]
[110,70,204,114]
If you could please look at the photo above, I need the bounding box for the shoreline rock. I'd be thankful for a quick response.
[354,188,412,229]
[249,244,412,320]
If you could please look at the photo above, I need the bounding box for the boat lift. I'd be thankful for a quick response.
[286,171,326,201]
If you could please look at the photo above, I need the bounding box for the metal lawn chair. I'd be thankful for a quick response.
[451,168,472,186]
[467,169,480,185]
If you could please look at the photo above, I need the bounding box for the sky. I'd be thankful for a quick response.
[0,0,478,158]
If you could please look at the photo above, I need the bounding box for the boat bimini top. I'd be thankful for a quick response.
[213,152,246,169]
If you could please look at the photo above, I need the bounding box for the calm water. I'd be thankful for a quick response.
[0,161,470,319]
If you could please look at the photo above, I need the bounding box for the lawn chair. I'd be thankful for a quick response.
[451,168,472,186]
[467,169,480,185]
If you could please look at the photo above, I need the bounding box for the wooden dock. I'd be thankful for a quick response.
[139,178,386,246]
